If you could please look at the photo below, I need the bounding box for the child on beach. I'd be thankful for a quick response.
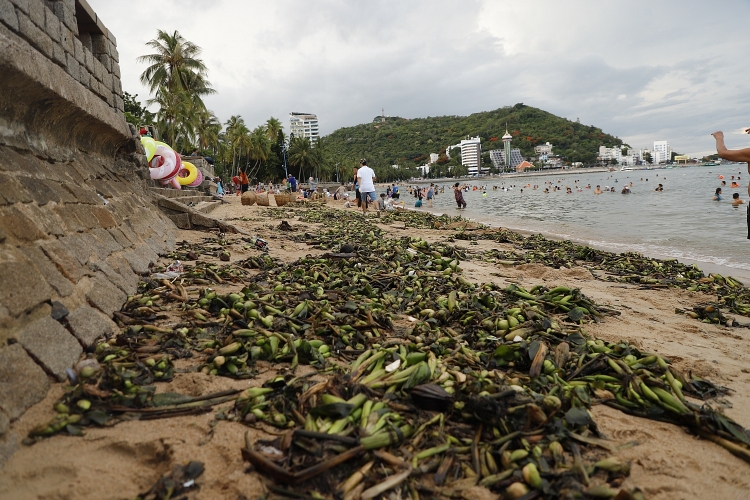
[454,182,467,209]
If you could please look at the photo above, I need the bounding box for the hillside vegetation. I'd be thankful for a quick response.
[325,103,624,177]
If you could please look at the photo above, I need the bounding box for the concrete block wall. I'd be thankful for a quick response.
[0,0,123,114]
[0,1,178,465]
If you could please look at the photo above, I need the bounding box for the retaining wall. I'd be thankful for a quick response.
[0,0,177,465]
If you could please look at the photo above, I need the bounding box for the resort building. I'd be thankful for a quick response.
[490,147,523,169]
[534,142,554,156]
[289,112,319,142]
[460,136,482,175]
[653,141,671,164]
[429,153,439,164]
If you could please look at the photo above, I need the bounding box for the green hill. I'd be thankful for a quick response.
[324,103,624,179]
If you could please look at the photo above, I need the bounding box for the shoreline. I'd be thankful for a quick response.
[415,204,750,283]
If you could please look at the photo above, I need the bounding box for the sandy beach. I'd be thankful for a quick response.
[1,195,749,500]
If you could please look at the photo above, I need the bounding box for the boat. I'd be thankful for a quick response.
[620,166,634,171]
[702,161,721,167]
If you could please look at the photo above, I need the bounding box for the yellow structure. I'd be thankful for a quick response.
[674,155,690,164]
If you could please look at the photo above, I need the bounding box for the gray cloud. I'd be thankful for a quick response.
[89,0,750,156]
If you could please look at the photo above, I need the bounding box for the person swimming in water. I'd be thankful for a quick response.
[732,192,745,206]
[714,187,722,201]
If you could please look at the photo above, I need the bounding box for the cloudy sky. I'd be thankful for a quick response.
[89,0,750,156]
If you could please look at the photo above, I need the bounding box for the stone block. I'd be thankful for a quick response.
[17,315,82,381]
[114,93,124,112]
[17,10,53,58]
[0,343,50,420]
[65,51,80,81]
[0,173,32,203]
[144,235,166,255]
[168,213,191,229]
[53,205,86,232]
[91,227,122,254]
[86,273,126,315]
[78,232,108,260]
[27,245,73,297]
[110,43,118,63]
[0,431,21,469]
[92,56,104,82]
[0,0,19,31]
[107,227,131,248]
[17,175,59,205]
[59,234,94,265]
[51,42,65,67]
[10,0,29,14]
[97,52,111,72]
[111,60,120,78]
[79,66,90,88]
[88,258,129,293]
[66,306,118,346]
[79,30,91,51]
[0,408,8,436]
[73,34,83,63]
[91,32,107,54]
[71,204,101,230]
[27,0,43,26]
[44,6,59,41]
[190,211,219,229]
[0,251,52,316]
[0,206,47,242]
[88,179,114,198]
[39,237,88,282]
[61,183,101,204]
[105,253,139,289]
[52,2,76,34]
[118,222,140,246]
[111,74,121,94]
[23,203,66,237]
[121,247,152,275]
[17,176,61,206]
[90,206,116,229]
[59,24,73,54]
[84,45,94,71]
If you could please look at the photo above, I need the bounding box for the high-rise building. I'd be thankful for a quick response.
[289,112,319,142]
[460,136,482,175]
[653,141,670,164]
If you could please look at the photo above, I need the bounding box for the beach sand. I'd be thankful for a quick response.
[1,195,749,500]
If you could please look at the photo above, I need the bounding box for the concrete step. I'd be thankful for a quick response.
[194,200,223,214]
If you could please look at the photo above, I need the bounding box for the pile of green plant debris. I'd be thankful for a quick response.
[27,207,750,500]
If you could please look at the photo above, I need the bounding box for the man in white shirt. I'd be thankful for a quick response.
[356,159,377,214]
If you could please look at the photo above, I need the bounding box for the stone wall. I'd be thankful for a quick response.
[0,0,123,113]
[0,1,176,464]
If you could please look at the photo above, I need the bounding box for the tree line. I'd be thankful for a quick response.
[126,30,353,184]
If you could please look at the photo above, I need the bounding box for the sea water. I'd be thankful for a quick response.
[414,165,750,281]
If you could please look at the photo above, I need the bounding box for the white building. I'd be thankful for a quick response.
[429,153,439,164]
[534,142,554,156]
[289,112,319,142]
[460,136,482,175]
[653,141,671,164]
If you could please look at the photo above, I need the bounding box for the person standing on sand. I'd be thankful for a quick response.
[239,168,249,194]
[453,182,467,209]
[356,159,376,214]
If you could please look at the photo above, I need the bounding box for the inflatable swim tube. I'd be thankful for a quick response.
[177,161,198,186]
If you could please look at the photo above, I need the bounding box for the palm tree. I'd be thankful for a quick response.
[225,115,249,177]
[138,30,214,96]
[266,117,283,143]
[196,110,221,153]
[139,30,215,149]
[288,137,313,179]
